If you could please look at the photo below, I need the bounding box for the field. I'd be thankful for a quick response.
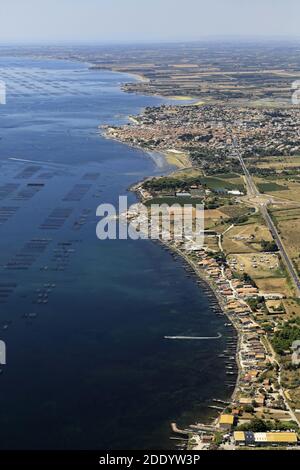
[281,369,300,409]
[270,208,300,272]
[222,222,273,254]
[169,167,203,178]
[204,208,229,229]
[271,207,300,222]
[255,277,293,297]
[282,299,300,319]
[204,235,219,251]
[256,181,287,193]
[201,175,245,192]
[255,177,300,202]
[164,150,191,169]
[227,253,281,278]
[213,173,245,188]
[277,219,300,271]
[218,204,252,219]
[256,155,300,170]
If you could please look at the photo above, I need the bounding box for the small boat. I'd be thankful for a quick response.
[164,332,222,340]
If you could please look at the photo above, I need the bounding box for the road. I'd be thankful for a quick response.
[238,152,260,197]
[237,151,300,297]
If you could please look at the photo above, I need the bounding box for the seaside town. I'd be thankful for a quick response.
[104,104,300,162]
[4,0,300,462]
[105,100,300,450]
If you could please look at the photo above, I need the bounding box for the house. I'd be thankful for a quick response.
[255,353,266,361]
[262,292,285,300]
[176,192,191,197]
[238,397,253,406]
[219,414,235,430]
[234,431,298,447]
[228,190,244,196]
[253,396,265,407]
[239,317,252,326]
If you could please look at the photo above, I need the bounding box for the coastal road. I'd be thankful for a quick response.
[236,151,300,297]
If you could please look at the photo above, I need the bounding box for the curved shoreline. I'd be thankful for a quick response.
[97,66,241,435]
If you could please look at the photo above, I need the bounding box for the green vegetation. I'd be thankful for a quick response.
[257,182,287,193]
[247,297,266,312]
[214,172,241,179]
[261,240,278,252]
[233,272,257,287]
[272,318,300,355]
[143,175,244,193]
[237,417,299,432]
[200,176,244,192]
[144,196,203,207]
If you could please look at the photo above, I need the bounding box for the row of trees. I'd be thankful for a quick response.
[238,417,299,432]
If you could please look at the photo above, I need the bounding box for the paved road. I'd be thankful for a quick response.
[238,153,260,197]
[237,152,300,297]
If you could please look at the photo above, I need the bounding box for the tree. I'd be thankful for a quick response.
[261,240,278,252]
[238,417,268,432]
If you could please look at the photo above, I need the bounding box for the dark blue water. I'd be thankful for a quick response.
[0,56,236,450]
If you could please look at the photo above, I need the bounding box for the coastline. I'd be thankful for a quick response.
[100,68,300,441]
[0,54,240,451]
[102,131,241,429]
[98,68,241,441]
[129,181,241,434]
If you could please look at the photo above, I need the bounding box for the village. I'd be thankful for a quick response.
[101,56,300,452]
[103,104,300,164]
[121,166,300,450]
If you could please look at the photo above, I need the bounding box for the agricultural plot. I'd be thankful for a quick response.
[255,177,300,202]
[218,204,252,219]
[256,155,300,170]
[255,277,293,297]
[256,181,287,193]
[222,222,273,254]
[282,299,300,319]
[275,217,300,272]
[200,176,245,192]
[204,235,219,252]
[204,208,229,230]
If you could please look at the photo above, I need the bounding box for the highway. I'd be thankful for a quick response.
[237,151,300,297]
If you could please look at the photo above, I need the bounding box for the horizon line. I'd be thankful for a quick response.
[1,34,300,47]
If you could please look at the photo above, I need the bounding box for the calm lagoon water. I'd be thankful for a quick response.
[0,56,236,449]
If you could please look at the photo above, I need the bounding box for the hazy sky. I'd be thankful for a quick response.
[0,0,299,43]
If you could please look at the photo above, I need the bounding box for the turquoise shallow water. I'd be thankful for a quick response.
[0,56,236,449]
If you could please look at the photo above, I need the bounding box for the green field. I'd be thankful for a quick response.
[214,172,242,179]
[201,176,245,192]
[257,182,287,192]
